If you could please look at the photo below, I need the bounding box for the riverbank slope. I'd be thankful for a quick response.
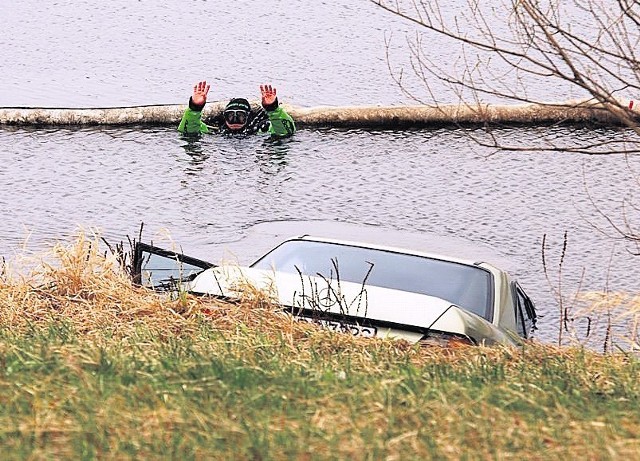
[1,236,637,459]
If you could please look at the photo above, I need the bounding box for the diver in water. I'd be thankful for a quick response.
[178,81,296,137]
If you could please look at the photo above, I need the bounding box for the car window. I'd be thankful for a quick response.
[133,242,214,289]
[251,240,494,320]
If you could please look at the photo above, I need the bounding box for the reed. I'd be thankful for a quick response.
[0,233,638,460]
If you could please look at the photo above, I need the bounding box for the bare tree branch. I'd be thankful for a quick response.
[373,0,640,246]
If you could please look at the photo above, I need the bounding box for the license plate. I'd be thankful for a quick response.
[298,316,378,338]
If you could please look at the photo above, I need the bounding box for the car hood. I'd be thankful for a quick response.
[188,266,517,346]
[191,266,458,324]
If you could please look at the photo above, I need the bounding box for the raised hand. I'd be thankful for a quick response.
[192,81,210,107]
[260,84,277,107]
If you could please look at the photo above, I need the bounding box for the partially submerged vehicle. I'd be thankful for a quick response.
[134,235,537,347]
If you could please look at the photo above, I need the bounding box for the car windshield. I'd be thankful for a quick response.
[251,240,494,320]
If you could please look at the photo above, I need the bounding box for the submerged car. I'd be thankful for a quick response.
[134,235,537,347]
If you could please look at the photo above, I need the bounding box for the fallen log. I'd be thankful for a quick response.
[0,99,635,128]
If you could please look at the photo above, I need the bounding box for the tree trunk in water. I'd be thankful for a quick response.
[0,99,634,128]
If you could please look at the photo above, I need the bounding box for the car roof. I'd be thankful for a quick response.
[292,234,503,272]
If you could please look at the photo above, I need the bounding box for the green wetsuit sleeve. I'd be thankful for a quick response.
[178,108,210,134]
[267,106,296,137]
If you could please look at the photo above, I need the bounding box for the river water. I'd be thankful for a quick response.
[1,0,638,346]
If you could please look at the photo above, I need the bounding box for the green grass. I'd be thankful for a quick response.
[1,321,639,460]
[0,234,639,459]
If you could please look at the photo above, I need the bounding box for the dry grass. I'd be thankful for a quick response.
[574,290,640,352]
[0,233,639,460]
[1,233,197,339]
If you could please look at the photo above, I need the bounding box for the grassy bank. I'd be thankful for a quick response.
[1,236,639,460]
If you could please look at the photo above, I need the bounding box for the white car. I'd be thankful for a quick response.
[134,235,537,347]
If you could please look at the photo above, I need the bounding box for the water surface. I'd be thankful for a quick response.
[1,0,638,347]
[2,125,638,346]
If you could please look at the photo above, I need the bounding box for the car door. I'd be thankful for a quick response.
[513,282,537,338]
[132,242,215,291]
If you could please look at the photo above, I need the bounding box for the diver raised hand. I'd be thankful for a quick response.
[260,84,278,110]
[191,81,210,108]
